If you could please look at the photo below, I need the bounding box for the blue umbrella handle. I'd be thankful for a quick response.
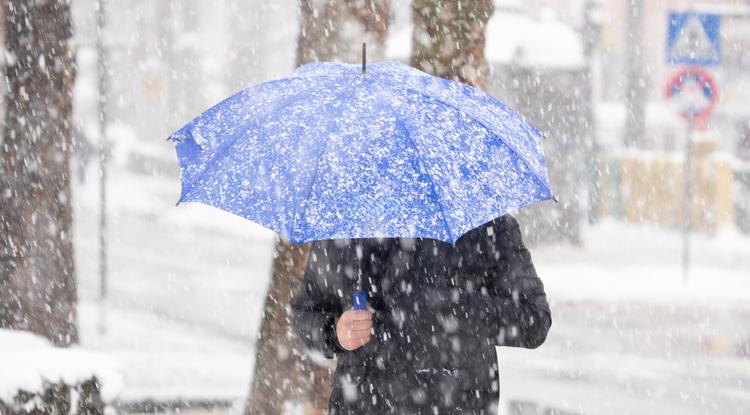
[353,290,368,310]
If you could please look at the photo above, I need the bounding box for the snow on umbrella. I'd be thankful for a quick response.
[168,56,553,246]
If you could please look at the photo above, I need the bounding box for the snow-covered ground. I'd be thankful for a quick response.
[539,219,750,306]
[0,328,122,404]
[506,222,750,415]
[72,164,750,413]
[77,302,252,403]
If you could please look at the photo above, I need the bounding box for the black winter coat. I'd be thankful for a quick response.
[291,215,551,414]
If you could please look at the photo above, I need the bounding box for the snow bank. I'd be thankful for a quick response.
[535,219,750,305]
[386,11,584,70]
[595,101,683,148]
[386,26,411,62]
[77,302,254,402]
[485,11,584,69]
[0,329,123,404]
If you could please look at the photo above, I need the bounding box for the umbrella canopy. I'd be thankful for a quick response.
[169,60,553,244]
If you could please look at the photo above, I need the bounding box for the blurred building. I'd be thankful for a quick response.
[506,0,750,233]
[484,10,587,244]
[518,0,750,151]
[595,0,749,232]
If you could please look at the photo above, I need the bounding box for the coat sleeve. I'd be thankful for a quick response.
[458,215,552,349]
[291,242,344,358]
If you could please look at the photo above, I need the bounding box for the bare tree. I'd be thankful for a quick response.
[410,0,494,89]
[297,0,389,65]
[0,0,78,346]
[245,2,389,414]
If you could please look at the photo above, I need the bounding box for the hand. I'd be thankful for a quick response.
[335,307,374,351]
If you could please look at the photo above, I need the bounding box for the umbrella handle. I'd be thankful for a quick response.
[353,290,368,310]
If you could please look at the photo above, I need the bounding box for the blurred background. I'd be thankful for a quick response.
[1,0,749,414]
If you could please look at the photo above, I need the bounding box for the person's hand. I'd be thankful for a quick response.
[335,307,373,351]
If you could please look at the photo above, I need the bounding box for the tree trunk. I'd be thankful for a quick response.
[245,243,328,415]
[245,2,389,415]
[410,0,494,89]
[0,0,78,346]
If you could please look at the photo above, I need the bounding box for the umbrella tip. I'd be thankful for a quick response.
[362,42,366,74]
[552,195,559,204]
[175,200,181,207]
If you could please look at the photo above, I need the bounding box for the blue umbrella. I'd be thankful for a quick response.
[169,52,553,247]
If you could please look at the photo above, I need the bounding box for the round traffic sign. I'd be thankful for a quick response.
[665,66,718,122]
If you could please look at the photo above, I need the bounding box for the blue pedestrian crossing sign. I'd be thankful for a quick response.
[667,12,721,66]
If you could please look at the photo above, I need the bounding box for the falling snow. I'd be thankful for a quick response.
[1,0,749,415]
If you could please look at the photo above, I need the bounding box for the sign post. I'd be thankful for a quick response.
[666,10,720,284]
[682,121,693,284]
[665,67,718,283]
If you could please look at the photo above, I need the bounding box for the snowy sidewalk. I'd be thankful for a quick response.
[78,302,253,406]
[504,222,750,415]
[535,219,750,307]
[499,299,750,415]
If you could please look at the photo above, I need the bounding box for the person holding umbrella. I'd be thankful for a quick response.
[292,214,550,414]
[170,54,554,414]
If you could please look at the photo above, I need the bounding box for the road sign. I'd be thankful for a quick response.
[665,67,718,122]
[667,12,721,65]
[664,67,719,285]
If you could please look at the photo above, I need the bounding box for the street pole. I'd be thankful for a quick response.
[583,0,600,224]
[624,0,646,148]
[682,121,693,284]
[96,0,108,335]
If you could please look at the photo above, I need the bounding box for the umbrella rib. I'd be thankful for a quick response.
[169,73,339,141]
[378,67,543,141]
[290,81,359,243]
[374,75,551,198]
[177,91,304,205]
[397,120,454,243]
[291,118,334,244]
[177,80,342,219]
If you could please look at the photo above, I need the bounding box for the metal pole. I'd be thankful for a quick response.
[96,0,108,335]
[583,0,600,224]
[682,121,693,284]
[624,0,646,148]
